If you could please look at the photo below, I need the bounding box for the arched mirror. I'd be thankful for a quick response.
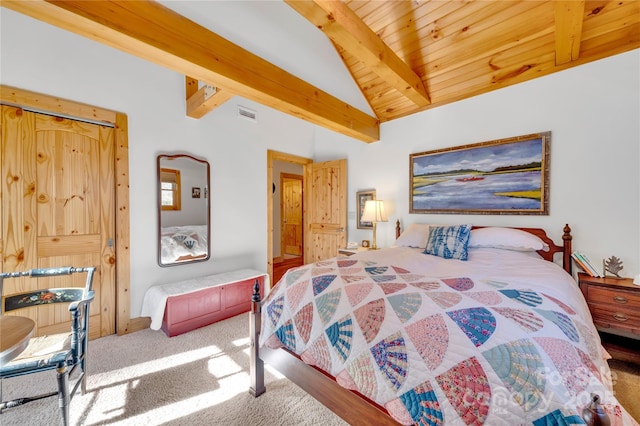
[158,154,210,266]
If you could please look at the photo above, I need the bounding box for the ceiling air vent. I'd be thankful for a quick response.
[237,105,257,123]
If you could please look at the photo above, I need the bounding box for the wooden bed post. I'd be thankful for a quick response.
[562,224,572,275]
[249,279,265,397]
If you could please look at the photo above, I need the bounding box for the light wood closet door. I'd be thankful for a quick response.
[304,159,347,262]
[1,106,115,339]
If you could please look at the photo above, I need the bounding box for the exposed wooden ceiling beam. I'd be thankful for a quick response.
[286,0,430,107]
[2,0,379,143]
[185,77,233,119]
[554,0,585,65]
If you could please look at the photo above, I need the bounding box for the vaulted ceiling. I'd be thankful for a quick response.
[3,1,639,143]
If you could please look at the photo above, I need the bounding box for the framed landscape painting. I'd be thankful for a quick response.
[410,132,550,215]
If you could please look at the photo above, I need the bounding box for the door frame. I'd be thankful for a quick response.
[1,85,135,335]
[280,172,303,258]
[267,150,312,285]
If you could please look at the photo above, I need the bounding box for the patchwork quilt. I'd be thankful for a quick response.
[160,225,208,263]
[260,248,637,425]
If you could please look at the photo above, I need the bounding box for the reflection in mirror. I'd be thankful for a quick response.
[158,154,210,266]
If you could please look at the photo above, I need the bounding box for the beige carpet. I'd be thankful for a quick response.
[1,314,347,426]
[1,314,638,425]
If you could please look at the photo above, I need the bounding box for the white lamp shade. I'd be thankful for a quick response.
[361,200,388,223]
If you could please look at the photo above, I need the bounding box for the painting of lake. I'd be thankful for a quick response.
[410,132,550,214]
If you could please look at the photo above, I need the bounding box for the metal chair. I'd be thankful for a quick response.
[0,266,96,426]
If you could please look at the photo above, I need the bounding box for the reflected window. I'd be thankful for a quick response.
[160,168,181,211]
[158,154,210,267]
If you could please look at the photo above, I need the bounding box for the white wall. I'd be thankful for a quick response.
[314,49,640,278]
[2,8,638,320]
[1,9,317,317]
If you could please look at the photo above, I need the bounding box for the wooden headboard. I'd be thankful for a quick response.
[394,220,573,274]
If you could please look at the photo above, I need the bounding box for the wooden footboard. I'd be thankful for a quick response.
[250,224,577,425]
[259,345,400,425]
[249,279,399,424]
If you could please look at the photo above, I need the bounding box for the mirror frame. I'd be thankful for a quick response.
[157,153,211,267]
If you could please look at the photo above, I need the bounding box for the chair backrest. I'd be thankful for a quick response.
[0,267,96,314]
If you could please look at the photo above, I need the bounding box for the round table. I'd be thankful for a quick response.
[0,315,35,365]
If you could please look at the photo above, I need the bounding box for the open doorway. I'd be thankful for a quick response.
[274,170,303,283]
[267,151,312,285]
[266,150,347,287]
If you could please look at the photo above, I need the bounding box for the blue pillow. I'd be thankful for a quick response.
[423,224,472,260]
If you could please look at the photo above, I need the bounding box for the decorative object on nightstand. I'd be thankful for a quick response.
[603,255,623,278]
[360,200,387,250]
[361,240,370,248]
[338,246,370,256]
[578,272,640,364]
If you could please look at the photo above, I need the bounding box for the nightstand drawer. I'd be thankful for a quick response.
[589,304,640,332]
[578,273,640,360]
[586,286,640,306]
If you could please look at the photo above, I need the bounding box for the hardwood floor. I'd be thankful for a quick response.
[273,255,304,284]
[599,332,640,365]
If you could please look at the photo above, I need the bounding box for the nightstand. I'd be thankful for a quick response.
[578,272,640,364]
[338,247,370,256]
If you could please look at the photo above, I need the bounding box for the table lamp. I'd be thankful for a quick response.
[361,200,388,249]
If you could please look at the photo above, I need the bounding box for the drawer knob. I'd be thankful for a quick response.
[613,296,628,304]
[612,313,628,322]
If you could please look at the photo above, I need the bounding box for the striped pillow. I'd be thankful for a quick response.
[423,224,472,260]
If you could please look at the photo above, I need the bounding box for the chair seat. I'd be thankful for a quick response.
[3,332,72,370]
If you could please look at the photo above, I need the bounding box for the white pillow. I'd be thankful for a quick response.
[469,227,549,252]
[395,223,431,248]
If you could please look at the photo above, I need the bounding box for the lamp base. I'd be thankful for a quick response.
[371,223,378,250]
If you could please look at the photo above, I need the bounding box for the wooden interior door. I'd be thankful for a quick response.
[304,159,347,262]
[1,106,115,339]
[281,173,303,256]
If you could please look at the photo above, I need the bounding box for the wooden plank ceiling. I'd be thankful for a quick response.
[3,1,639,143]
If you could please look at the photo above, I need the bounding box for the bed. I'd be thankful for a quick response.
[160,224,208,264]
[250,223,638,425]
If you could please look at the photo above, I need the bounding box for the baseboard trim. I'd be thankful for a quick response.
[126,317,151,334]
